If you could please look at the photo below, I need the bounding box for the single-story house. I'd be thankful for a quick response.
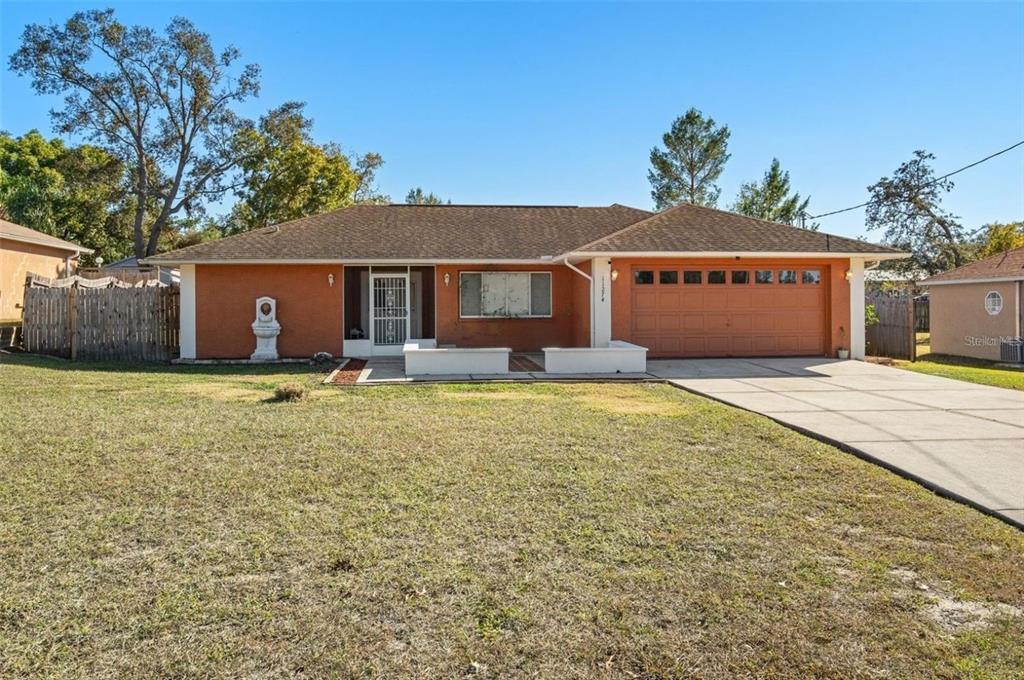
[144,202,905,363]
[0,218,92,322]
[920,247,1024,361]
[99,256,180,286]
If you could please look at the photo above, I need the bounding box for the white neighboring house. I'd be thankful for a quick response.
[102,257,180,286]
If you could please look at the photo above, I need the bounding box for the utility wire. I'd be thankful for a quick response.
[806,139,1024,221]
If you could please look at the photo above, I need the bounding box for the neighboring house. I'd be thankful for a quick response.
[920,247,1024,361]
[0,218,92,322]
[144,202,904,361]
[100,256,180,286]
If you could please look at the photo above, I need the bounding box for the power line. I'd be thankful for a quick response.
[806,139,1024,221]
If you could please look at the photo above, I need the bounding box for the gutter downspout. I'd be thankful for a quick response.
[563,257,595,346]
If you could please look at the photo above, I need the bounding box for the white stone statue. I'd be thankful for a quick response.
[251,296,281,361]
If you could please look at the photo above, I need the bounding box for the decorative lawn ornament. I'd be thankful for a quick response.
[251,296,281,361]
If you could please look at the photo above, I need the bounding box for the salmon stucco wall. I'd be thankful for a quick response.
[609,257,852,357]
[434,264,584,352]
[1,239,76,322]
[928,281,1021,361]
[570,259,592,347]
[195,264,343,359]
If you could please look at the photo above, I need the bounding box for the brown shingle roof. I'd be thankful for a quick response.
[921,247,1024,284]
[145,202,902,264]
[145,204,653,263]
[0,219,92,254]
[573,202,903,255]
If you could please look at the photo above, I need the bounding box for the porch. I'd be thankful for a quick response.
[352,353,655,384]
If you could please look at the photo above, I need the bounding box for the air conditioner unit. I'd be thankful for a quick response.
[999,339,1024,364]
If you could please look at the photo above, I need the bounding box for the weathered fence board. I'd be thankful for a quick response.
[914,296,929,332]
[22,286,179,361]
[866,293,915,360]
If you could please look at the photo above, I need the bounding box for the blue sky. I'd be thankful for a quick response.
[1,1,1022,241]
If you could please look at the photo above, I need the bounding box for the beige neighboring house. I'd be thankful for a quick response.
[921,247,1024,361]
[0,219,92,322]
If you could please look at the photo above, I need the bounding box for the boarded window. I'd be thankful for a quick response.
[460,272,552,318]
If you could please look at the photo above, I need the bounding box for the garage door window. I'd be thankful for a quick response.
[779,270,797,284]
[802,270,821,285]
[634,270,654,285]
[708,270,726,284]
[755,270,773,284]
[659,270,678,284]
[683,271,702,284]
[731,271,750,285]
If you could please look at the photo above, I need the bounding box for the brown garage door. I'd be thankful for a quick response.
[629,266,827,358]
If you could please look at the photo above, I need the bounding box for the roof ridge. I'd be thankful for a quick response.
[566,200,877,255]
[557,202,694,256]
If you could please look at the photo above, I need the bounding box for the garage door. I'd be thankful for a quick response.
[629,266,827,358]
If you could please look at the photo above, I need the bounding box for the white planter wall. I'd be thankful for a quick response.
[403,339,511,375]
[543,340,648,374]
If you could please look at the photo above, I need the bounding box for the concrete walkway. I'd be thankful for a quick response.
[647,358,1024,527]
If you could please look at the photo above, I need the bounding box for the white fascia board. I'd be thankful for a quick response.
[139,258,559,266]
[564,251,909,260]
[921,276,1024,286]
[0,232,94,254]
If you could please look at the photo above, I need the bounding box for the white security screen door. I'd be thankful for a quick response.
[371,274,409,347]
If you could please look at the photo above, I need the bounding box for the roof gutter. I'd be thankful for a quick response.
[0,231,93,254]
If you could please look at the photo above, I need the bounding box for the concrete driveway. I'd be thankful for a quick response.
[648,358,1024,527]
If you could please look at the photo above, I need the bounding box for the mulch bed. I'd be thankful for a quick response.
[509,355,544,372]
[328,358,367,385]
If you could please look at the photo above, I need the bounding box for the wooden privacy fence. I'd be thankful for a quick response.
[914,296,930,332]
[865,293,915,361]
[22,286,179,361]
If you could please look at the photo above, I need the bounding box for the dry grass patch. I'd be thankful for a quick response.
[1,355,1022,678]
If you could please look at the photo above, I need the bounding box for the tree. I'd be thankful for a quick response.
[227,102,384,233]
[0,130,136,264]
[10,9,260,258]
[865,150,968,275]
[405,187,449,205]
[648,108,731,209]
[975,221,1024,258]
[732,158,813,227]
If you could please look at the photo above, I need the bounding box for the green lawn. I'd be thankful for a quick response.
[894,334,1024,391]
[1,355,1022,678]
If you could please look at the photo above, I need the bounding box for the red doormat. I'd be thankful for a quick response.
[509,355,544,372]
[328,358,367,384]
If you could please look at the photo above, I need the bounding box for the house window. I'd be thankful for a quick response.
[779,270,797,284]
[755,270,774,284]
[985,291,1003,316]
[634,270,654,285]
[659,270,678,285]
[683,271,702,284]
[459,272,552,318]
[708,270,726,284]
[731,271,750,285]
[802,270,821,285]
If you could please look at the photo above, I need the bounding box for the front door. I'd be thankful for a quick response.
[370,273,409,354]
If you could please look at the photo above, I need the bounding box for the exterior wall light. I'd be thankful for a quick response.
[328,273,335,287]
[611,269,619,281]
[444,272,451,287]
[844,269,852,281]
